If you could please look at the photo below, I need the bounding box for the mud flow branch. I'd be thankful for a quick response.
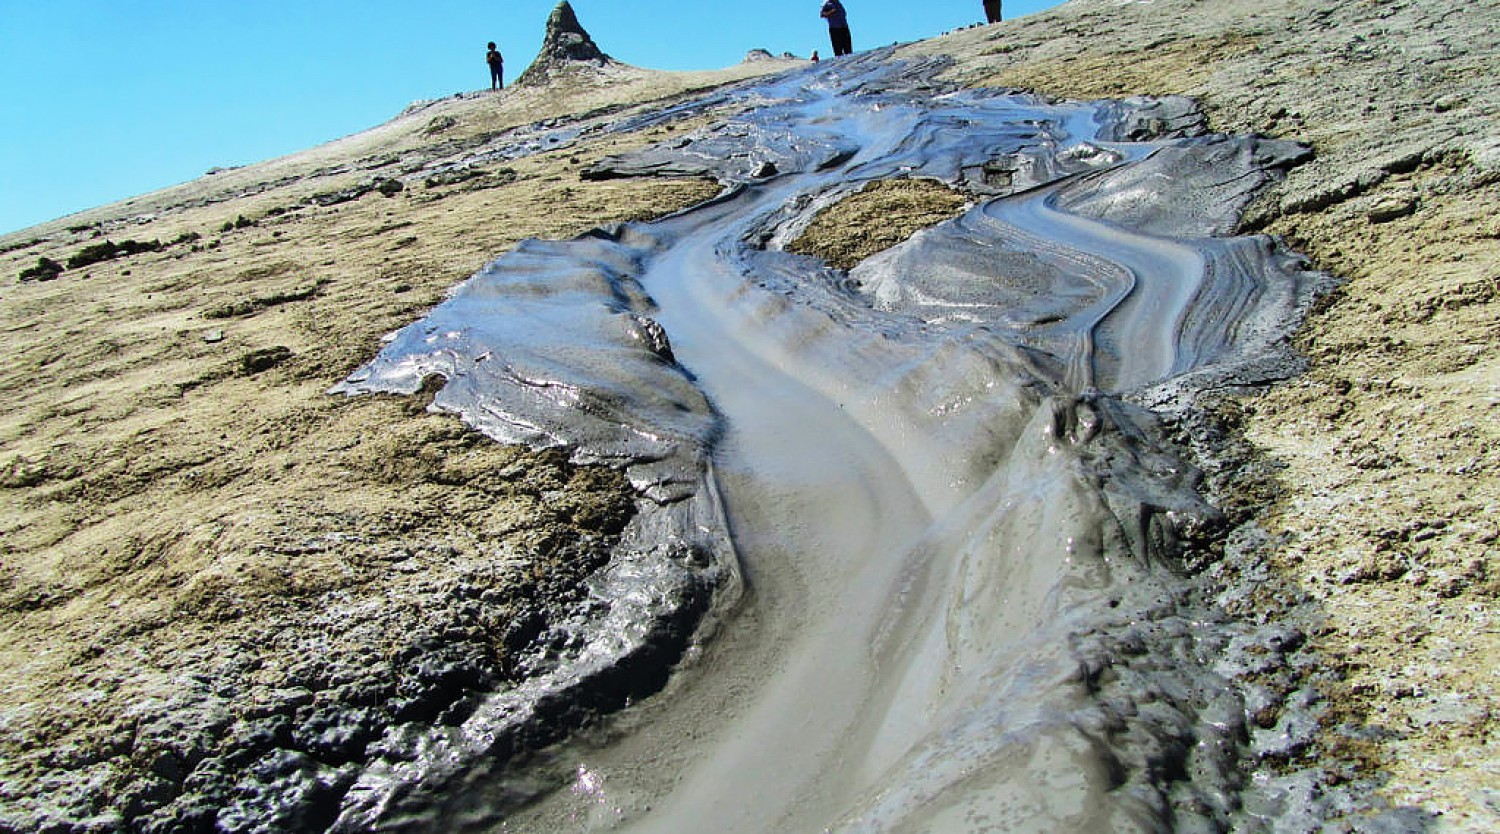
[338,53,1327,832]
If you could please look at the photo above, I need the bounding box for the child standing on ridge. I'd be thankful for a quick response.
[486,42,505,90]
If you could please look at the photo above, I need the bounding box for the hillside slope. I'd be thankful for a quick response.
[0,0,1494,829]
[0,57,791,832]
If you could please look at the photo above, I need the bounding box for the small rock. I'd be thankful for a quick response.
[1381,679,1419,699]
[751,161,779,179]
[1367,196,1417,223]
[1433,95,1463,112]
[203,329,225,344]
[239,346,293,376]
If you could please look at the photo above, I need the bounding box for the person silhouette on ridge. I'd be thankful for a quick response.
[820,0,853,57]
[984,1,1003,24]
[486,42,505,90]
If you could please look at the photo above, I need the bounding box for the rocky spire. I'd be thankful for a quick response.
[516,1,615,86]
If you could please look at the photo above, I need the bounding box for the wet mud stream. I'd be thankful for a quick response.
[338,53,1326,832]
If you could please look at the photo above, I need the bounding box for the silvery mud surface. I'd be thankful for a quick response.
[333,53,1399,832]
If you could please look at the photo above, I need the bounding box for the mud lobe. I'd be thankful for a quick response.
[345,53,1352,831]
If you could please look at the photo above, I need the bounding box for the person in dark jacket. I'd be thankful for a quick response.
[820,0,853,57]
[486,42,504,89]
[983,1,1002,24]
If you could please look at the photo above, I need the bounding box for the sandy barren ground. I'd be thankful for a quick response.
[0,62,782,829]
[0,0,1495,828]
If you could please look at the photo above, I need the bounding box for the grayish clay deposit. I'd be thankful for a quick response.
[338,54,1355,831]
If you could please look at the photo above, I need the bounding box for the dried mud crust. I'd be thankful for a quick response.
[909,0,1499,826]
[0,67,758,831]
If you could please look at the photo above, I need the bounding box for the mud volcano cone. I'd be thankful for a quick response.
[516,1,616,86]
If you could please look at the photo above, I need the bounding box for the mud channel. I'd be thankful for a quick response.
[327,53,1369,832]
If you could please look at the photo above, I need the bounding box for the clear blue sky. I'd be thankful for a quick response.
[0,1,1063,236]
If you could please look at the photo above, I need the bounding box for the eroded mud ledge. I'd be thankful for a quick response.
[332,53,1388,831]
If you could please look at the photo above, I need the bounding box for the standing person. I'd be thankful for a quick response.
[820,0,853,57]
[486,41,505,90]
[983,0,1002,24]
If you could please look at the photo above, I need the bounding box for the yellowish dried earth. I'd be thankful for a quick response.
[0,61,780,818]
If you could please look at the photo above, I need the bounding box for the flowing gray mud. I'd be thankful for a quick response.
[337,54,1326,831]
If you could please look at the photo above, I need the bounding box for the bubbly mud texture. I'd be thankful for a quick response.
[342,55,1352,831]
